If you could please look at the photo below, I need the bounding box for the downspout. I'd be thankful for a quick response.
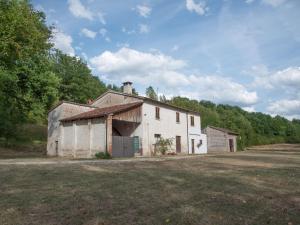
[105,115,108,153]
[186,113,189,154]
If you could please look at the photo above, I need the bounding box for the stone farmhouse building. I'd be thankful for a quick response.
[47,82,207,158]
[202,126,239,153]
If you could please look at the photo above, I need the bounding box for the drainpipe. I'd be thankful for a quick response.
[186,113,189,154]
[105,116,108,153]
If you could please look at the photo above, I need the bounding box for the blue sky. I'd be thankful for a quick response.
[32,0,300,119]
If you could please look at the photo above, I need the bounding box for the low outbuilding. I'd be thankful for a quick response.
[202,126,239,153]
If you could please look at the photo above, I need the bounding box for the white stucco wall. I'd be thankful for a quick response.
[187,113,207,154]
[141,102,189,156]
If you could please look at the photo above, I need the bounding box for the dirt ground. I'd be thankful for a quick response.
[0,144,299,225]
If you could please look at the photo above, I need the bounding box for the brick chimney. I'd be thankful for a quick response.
[122,81,133,95]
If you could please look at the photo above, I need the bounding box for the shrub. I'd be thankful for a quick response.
[95,152,111,159]
[154,137,173,155]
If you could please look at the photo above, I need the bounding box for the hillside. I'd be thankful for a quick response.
[169,97,300,149]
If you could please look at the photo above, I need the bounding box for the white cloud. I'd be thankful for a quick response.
[186,0,208,15]
[262,0,287,7]
[136,4,152,18]
[252,67,300,95]
[51,29,75,56]
[267,99,300,117]
[269,67,300,89]
[81,28,97,39]
[99,28,107,36]
[81,52,88,61]
[139,24,150,34]
[242,106,256,112]
[90,47,186,75]
[68,0,93,20]
[245,0,255,3]
[97,12,106,25]
[99,28,111,42]
[90,47,257,106]
[122,27,136,35]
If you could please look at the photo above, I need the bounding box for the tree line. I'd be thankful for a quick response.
[0,0,299,149]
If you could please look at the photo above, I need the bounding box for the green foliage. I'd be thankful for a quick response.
[0,0,59,138]
[0,0,52,69]
[50,50,107,103]
[154,137,173,155]
[0,1,107,142]
[169,97,300,150]
[95,151,112,159]
[146,86,158,100]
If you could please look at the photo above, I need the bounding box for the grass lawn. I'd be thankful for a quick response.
[0,145,300,225]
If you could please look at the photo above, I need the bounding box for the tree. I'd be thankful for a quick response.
[159,95,167,103]
[146,86,158,100]
[50,50,107,103]
[0,0,59,138]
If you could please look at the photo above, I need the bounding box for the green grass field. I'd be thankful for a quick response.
[0,144,299,225]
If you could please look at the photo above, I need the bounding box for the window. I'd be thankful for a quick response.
[190,116,194,126]
[154,134,161,142]
[176,112,180,123]
[155,107,160,119]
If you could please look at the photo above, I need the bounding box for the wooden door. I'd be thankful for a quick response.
[191,139,195,154]
[229,139,234,152]
[176,136,181,153]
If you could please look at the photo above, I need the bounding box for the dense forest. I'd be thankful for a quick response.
[0,0,299,150]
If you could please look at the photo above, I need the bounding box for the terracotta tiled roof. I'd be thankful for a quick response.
[61,102,142,122]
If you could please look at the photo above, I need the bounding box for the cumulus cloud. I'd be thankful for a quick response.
[139,24,150,34]
[253,67,300,96]
[90,47,257,106]
[81,28,97,39]
[267,99,300,117]
[51,29,75,56]
[68,0,93,20]
[186,0,208,15]
[136,4,152,18]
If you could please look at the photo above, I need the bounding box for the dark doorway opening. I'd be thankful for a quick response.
[229,139,234,152]
[191,139,195,154]
[176,136,181,153]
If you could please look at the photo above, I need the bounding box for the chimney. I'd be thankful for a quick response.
[122,81,133,94]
